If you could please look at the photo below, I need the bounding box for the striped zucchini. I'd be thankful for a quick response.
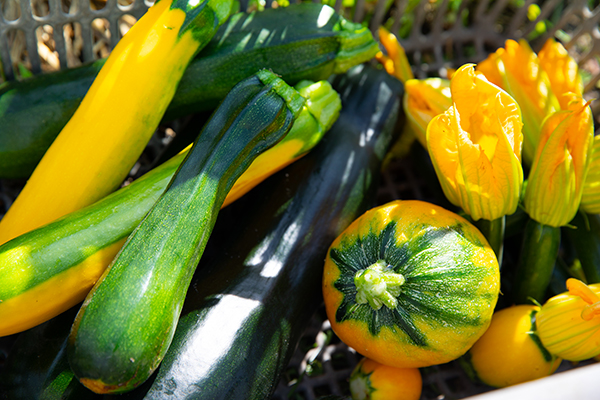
[133,64,405,400]
[0,3,378,179]
[0,0,234,245]
[66,70,305,394]
[0,79,339,338]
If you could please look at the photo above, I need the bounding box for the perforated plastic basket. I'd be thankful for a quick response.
[1,1,600,399]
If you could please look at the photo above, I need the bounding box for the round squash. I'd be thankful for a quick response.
[461,304,561,388]
[349,357,422,400]
[322,200,500,368]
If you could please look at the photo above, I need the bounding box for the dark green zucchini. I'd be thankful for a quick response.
[130,64,404,399]
[0,3,378,179]
[66,70,304,394]
[512,219,561,304]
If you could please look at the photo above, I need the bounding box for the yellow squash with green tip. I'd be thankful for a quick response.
[0,0,233,245]
[0,80,340,338]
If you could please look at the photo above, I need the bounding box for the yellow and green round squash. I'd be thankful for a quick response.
[322,200,500,368]
[461,304,561,388]
[349,357,422,400]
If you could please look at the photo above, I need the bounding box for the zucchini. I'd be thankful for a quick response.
[124,64,404,399]
[0,3,378,179]
[0,78,339,338]
[0,64,400,400]
[67,70,305,394]
[512,219,561,304]
[0,0,234,245]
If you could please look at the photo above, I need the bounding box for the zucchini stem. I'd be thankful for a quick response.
[354,260,405,310]
[513,219,561,304]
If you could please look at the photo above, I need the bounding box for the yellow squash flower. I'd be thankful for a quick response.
[376,27,414,84]
[538,38,584,110]
[403,78,452,148]
[524,95,594,227]
[476,39,559,164]
[426,64,524,221]
[581,135,600,214]
[536,278,600,361]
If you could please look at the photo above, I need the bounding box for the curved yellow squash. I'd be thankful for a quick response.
[0,0,231,245]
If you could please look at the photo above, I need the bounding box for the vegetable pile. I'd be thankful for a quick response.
[0,1,599,399]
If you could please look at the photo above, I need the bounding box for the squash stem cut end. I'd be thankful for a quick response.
[354,260,404,310]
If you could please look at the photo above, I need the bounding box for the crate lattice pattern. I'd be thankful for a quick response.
[1,0,600,399]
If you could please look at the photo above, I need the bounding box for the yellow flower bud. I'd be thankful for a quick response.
[524,95,594,227]
[476,39,559,164]
[581,135,600,214]
[403,78,452,148]
[537,278,600,361]
[376,27,414,84]
[426,64,524,221]
[538,38,584,110]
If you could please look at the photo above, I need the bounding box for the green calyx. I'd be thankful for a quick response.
[354,260,405,310]
[295,80,341,133]
[334,19,380,74]
[257,69,306,119]
[171,0,234,42]
[349,366,374,400]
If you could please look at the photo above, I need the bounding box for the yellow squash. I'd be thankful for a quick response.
[0,0,232,245]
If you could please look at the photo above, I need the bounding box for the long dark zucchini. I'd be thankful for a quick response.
[66,70,304,394]
[132,64,404,399]
[0,3,378,179]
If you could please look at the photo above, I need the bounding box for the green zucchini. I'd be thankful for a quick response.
[67,70,305,394]
[0,79,338,338]
[0,64,403,400]
[512,219,561,304]
[127,64,404,400]
[0,3,378,179]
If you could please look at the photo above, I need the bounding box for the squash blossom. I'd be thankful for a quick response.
[376,27,414,84]
[403,78,452,149]
[476,39,559,164]
[524,94,594,227]
[426,64,524,221]
[538,38,584,110]
[536,278,600,361]
[581,135,600,214]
